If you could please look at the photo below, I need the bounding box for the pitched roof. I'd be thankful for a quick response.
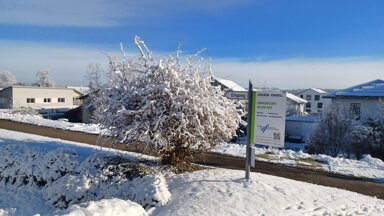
[213,77,246,91]
[324,79,384,98]
[297,88,327,95]
[286,92,307,104]
[310,88,327,94]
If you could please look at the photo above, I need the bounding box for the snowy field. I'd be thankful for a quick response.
[0,111,100,134]
[1,111,384,181]
[0,129,383,216]
[215,143,384,182]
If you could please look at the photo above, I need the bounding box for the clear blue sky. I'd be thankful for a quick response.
[1,0,384,89]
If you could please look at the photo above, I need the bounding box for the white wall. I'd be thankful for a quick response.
[285,120,315,142]
[297,89,331,114]
[12,86,74,109]
[332,97,381,123]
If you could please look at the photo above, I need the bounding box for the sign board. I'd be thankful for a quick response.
[254,90,286,148]
[225,91,248,100]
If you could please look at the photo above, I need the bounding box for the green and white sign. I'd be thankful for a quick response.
[254,90,286,148]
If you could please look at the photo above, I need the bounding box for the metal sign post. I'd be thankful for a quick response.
[225,81,256,180]
[245,80,256,180]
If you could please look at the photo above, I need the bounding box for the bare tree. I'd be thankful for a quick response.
[308,103,353,157]
[93,36,241,165]
[36,70,55,87]
[85,63,103,91]
[0,71,17,88]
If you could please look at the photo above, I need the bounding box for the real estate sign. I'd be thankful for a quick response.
[254,90,286,148]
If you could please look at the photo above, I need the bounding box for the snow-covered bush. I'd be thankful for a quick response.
[0,145,171,210]
[93,36,241,164]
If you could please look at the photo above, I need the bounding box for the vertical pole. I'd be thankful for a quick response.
[245,80,253,180]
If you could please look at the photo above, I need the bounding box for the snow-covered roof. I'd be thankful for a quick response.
[67,86,90,95]
[324,79,384,98]
[286,92,307,104]
[297,88,327,95]
[310,88,327,94]
[213,77,246,91]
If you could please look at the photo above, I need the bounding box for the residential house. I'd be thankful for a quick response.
[0,85,76,118]
[296,88,331,114]
[285,92,307,116]
[323,79,384,123]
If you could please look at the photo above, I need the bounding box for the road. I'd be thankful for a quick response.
[0,119,383,199]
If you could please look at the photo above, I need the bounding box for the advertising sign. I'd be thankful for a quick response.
[254,90,286,148]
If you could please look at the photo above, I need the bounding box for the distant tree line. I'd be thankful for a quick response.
[0,70,56,88]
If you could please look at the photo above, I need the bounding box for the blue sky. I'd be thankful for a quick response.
[1,0,384,89]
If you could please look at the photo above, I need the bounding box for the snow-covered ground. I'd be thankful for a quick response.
[0,129,384,216]
[1,111,383,180]
[0,111,100,134]
[152,169,384,216]
[215,143,384,182]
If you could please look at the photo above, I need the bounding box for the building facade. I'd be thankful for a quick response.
[296,88,331,114]
[323,79,384,123]
[0,86,76,117]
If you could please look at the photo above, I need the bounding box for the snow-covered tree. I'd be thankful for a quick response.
[308,103,353,157]
[93,36,241,165]
[36,70,55,87]
[0,71,17,88]
[85,63,103,91]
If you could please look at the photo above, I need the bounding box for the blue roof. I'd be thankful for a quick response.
[324,79,384,98]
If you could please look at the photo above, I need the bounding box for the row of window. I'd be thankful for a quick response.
[305,102,323,109]
[26,98,65,104]
[300,94,322,101]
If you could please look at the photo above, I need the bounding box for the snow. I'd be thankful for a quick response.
[286,92,307,104]
[1,110,383,182]
[311,88,327,94]
[214,143,384,181]
[66,86,90,95]
[214,77,246,91]
[152,168,384,216]
[325,79,384,98]
[0,111,101,134]
[0,129,383,215]
[57,198,147,216]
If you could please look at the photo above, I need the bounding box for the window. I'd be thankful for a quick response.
[317,102,323,109]
[350,103,361,120]
[306,102,311,108]
[58,98,65,103]
[306,95,311,100]
[44,98,51,103]
[300,94,303,99]
[314,95,320,101]
[26,98,35,103]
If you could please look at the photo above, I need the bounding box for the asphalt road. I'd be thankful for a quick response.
[0,119,383,199]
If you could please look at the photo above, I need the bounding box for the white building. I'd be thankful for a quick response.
[0,85,76,117]
[296,88,331,114]
[286,92,307,116]
[323,79,384,123]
